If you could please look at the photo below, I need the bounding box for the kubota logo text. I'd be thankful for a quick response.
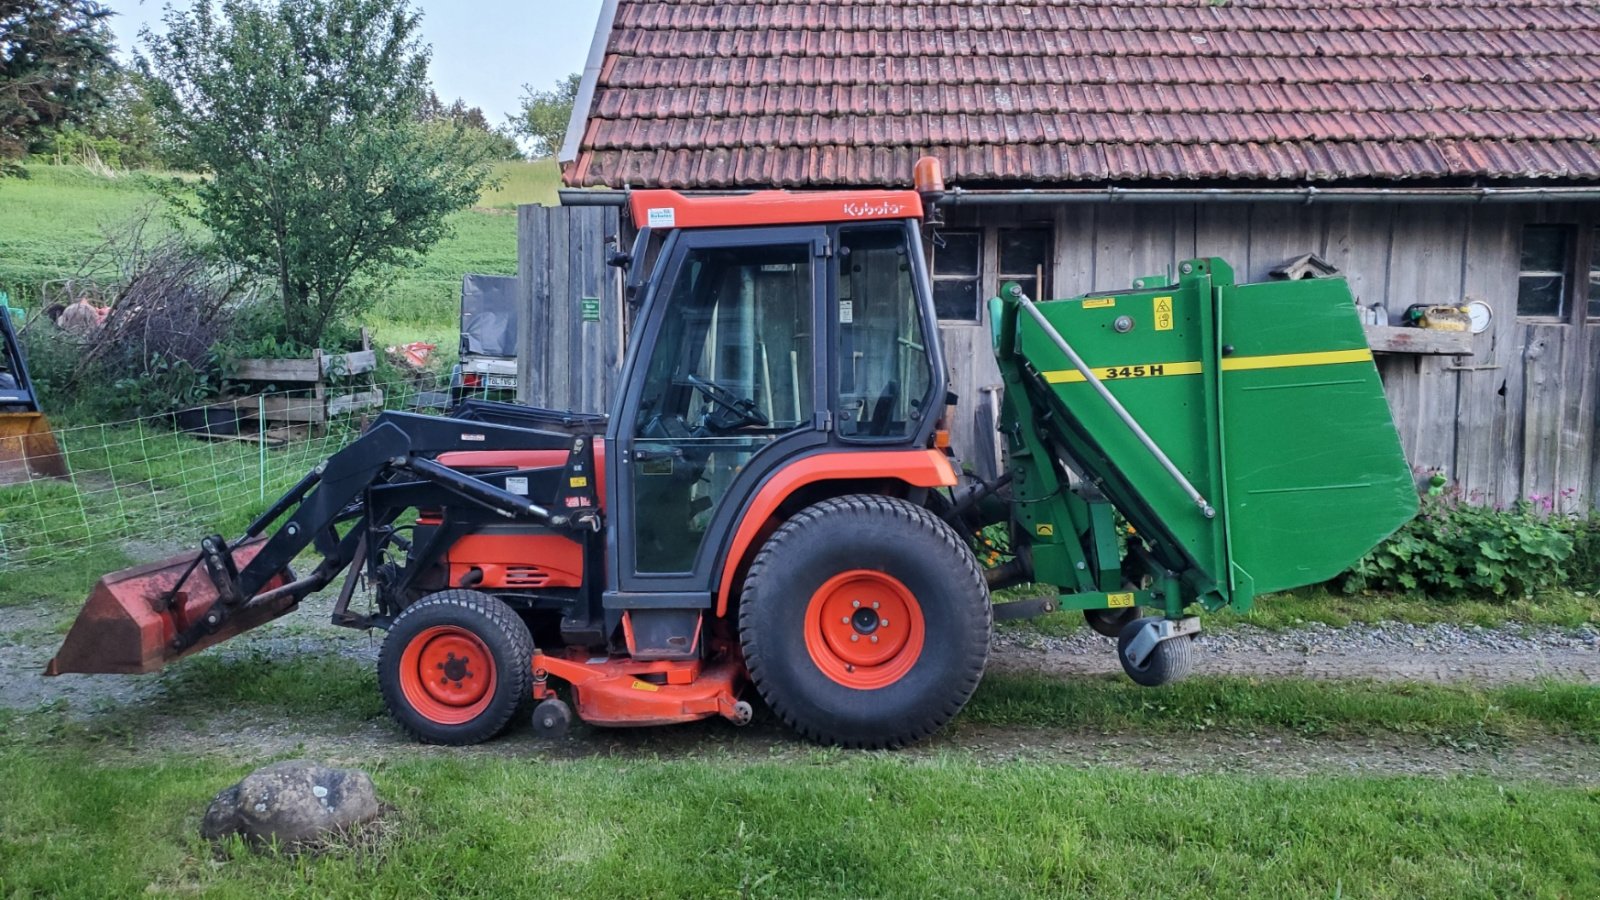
[843,201,904,218]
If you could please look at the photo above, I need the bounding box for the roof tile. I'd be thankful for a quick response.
[570,0,1600,188]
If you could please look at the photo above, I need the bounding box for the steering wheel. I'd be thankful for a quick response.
[684,374,770,428]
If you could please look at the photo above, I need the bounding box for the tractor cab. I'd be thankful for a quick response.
[603,190,948,633]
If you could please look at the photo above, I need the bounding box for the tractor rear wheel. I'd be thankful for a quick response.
[379,590,534,745]
[739,494,991,749]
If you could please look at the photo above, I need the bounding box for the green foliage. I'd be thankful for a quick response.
[141,0,494,348]
[0,0,116,172]
[418,90,522,161]
[511,72,580,159]
[215,298,362,361]
[42,70,177,170]
[1341,490,1581,599]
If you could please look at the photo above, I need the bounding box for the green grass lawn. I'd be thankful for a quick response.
[0,160,558,343]
[1,747,1596,899]
[4,656,1598,898]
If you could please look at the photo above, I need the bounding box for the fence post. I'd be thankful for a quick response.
[259,394,267,502]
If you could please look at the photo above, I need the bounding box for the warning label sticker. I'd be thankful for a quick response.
[1154,296,1174,331]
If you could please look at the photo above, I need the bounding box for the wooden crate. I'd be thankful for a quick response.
[221,329,384,427]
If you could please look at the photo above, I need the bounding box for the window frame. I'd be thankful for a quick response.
[996,226,1053,304]
[928,227,984,323]
[1515,221,1600,325]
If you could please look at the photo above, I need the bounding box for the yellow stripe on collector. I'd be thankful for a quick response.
[1041,349,1372,384]
[1220,348,1373,372]
[1043,361,1203,383]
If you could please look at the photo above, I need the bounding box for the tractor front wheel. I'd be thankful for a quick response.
[739,495,991,749]
[379,590,534,745]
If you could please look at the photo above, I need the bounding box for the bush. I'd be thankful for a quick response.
[1340,489,1581,599]
[20,214,246,419]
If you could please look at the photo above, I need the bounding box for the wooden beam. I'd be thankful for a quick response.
[1364,324,1473,356]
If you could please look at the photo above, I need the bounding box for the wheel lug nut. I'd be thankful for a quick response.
[841,617,850,624]
[850,634,859,642]
[870,635,879,643]
[852,600,860,608]
[872,601,879,609]
[881,619,889,627]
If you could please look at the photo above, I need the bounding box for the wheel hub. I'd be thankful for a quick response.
[406,627,494,714]
[805,570,926,689]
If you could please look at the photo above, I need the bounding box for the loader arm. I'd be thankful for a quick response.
[47,411,598,675]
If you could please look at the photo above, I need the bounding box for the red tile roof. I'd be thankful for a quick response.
[564,0,1600,189]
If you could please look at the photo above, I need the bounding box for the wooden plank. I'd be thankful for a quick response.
[1498,322,1532,505]
[1092,204,1142,292]
[547,206,574,412]
[1380,205,1468,478]
[1246,203,1324,284]
[1555,325,1594,512]
[231,357,321,382]
[1320,204,1393,316]
[257,395,327,424]
[1452,205,1520,505]
[1364,325,1474,355]
[327,389,384,417]
[1194,204,1252,282]
[1053,204,1096,295]
[1520,323,1566,504]
[516,204,536,406]
[1591,323,1600,509]
[318,349,377,377]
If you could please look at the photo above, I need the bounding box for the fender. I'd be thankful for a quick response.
[714,449,958,617]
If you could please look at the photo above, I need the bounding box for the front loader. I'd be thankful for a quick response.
[47,159,1416,749]
[0,307,68,486]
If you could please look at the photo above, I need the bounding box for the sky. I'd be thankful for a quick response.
[101,0,605,128]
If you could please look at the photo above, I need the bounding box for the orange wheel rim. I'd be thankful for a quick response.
[804,570,925,689]
[398,625,498,725]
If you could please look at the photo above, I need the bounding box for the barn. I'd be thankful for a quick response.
[533,0,1600,509]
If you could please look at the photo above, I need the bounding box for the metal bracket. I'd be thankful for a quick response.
[1121,616,1201,669]
[992,596,1059,622]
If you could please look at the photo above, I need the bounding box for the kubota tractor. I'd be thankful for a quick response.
[47,160,1417,749]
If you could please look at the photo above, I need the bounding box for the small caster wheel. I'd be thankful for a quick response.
[1117,616,1195,687]
[1084,605,1142,638]
[531,698,572,739]
[729,700,754,726]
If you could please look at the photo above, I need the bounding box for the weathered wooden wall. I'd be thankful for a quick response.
[516,204,625,415]
[943,201,1600,510]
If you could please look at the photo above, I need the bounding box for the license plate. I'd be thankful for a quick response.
[486,375,517,389]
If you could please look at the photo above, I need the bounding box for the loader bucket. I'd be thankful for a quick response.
[44,537,295,675]
[0,412,67,486]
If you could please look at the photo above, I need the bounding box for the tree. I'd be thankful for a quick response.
[510,72,579,159]
[0,0,115,174]
[418,89,521,161]
[141,0,492,348]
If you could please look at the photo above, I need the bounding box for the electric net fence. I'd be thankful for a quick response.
[0,376,456,574]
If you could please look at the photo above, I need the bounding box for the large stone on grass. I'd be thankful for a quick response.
[200,760,379,848]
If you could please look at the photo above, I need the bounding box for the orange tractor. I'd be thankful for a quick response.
[47,161,1415,748]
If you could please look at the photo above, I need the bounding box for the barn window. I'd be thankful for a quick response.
[998,228,1052,302]
[930,229,982,321]
[1516,225,1573,319]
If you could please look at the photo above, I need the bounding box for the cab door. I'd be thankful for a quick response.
[607,227,829,604]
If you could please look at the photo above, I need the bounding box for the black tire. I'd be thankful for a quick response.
[1084,605,1143,638]
[378,590,534,745]
[1116,616,1195,687]
[739,494,991,749]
